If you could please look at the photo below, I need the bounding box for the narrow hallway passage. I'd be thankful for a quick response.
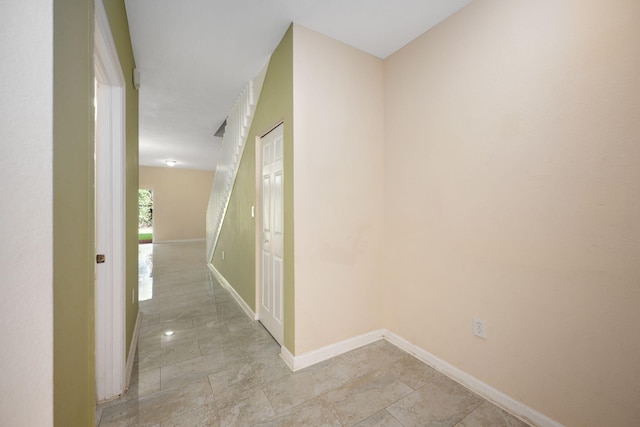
[96,242,528,426]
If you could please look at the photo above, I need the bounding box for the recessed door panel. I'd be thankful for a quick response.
[258,124,284,344]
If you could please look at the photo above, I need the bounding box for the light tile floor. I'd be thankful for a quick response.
[96,241,530,427]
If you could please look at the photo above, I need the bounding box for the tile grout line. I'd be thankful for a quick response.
[451,399,487,427]
[385,408,405,427]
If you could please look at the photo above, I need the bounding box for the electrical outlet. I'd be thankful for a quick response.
[473,317,487,339]
[222,251,225,260]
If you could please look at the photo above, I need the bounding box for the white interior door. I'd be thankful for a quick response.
[259,124,284,344]
[94,0,127,403]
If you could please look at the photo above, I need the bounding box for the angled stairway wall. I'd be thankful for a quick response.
[205,68,267,262]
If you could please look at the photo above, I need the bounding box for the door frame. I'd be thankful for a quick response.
[94,0,127,403]
[255,121,284,343]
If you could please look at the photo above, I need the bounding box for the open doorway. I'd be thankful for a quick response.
[138,188,154,302]
[138,188,153,243]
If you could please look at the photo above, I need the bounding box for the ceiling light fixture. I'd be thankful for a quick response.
[165,160,177,167]
[163,330,175,336]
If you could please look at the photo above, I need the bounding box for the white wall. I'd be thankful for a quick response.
[292,25,385,354]
[383,1,640,425]
[0,1,54,426]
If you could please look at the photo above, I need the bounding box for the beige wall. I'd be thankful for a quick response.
[140,166,214,242]
[383,1,640,426]
[293,25,385,354]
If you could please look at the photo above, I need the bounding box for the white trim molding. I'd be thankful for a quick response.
[278,328,563,427]
[125,311,141,392]
[206,75,263,263]
[208,263,258,321]
[154,238,206,244]
[279,346,296,371]
[280,329,386,372]
[383,331,563,427]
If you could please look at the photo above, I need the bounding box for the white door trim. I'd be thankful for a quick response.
[94,0,127,403]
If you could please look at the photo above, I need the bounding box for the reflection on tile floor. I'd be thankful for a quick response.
[138,243,153,301]
[97,241,529,426]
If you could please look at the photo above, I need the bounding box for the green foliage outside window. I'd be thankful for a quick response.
[138,189,153,228]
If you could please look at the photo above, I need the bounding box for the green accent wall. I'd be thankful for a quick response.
[212,26,295,352]
[53,1,138,425]
[103,0,140,362]
[53,0,95,425]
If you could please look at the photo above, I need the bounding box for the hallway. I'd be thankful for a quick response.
[96,241,528,426]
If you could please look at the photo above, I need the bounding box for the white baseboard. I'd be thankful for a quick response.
[154,238,205,244]
[277,328,561,427]
[125,311,141,391]
[281,329,386,372]
[383,331,563,427]
[207,263,258,321]
[279,346,296,371]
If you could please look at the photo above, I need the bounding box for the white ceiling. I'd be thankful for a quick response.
[125,0,472,171]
